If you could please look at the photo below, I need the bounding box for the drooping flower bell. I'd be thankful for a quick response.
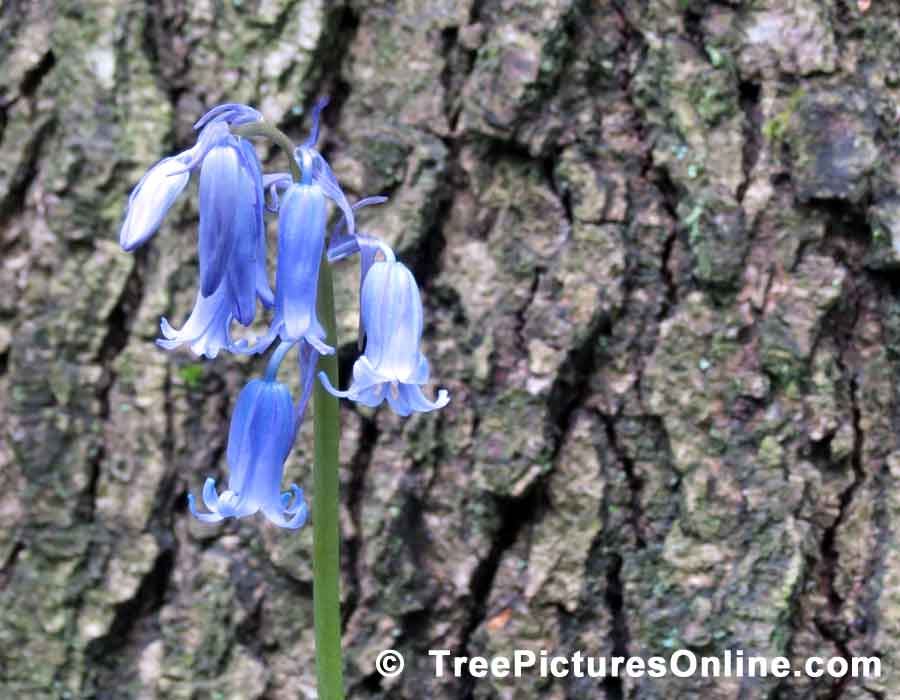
[319,255,449,416]
[325,196,389,346]
[152,137,270,358]
[188,375,308,529]
[195,125,267,299]
[119,105,262,253]
[236,97,354,357]
[120,103,274,357]
[271,181,331,352]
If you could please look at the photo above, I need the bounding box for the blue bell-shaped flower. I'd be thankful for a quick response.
[319,258,449,416]
[232,98,354,357]
[189,377,308,529]
[270,181,332,353]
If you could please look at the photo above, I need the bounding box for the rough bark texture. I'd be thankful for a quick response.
[2,0,899,698]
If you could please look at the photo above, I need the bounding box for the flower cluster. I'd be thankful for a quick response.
[120,100,449,528]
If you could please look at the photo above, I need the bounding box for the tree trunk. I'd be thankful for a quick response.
[1,1,898,698]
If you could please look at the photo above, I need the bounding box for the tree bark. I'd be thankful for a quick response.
[1,1,898,698]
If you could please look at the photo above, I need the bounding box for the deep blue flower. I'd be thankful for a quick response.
[122,103,272,351]
[156,136,271,355]
[226,139,271,325]
[198,141,242,297]
[189,376,308,529]
[197,130,267,300]
[319,258,449,416]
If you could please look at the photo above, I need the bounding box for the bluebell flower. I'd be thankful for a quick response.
[233,98,354,357]
[119,105,261,253]
[156,136,271,356]
[189,376,308,529]
[319,258,449,416]
[119,121,226,251]
[271,181,332,353]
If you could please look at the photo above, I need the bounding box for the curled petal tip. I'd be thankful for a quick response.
[282,485,306,515]
[306,333,335,357]
[265,491,308,529]
[390,383,450,416]
[188,490,225,523]
[286,502,308,529]
[302,97,330,148]
[318,370,352,399]
[155,286,233,359]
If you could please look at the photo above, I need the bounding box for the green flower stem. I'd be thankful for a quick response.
[231,121,302,182]
[313,256,344,700]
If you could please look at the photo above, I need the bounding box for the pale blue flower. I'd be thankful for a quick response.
[119,154,193,252]
[319,259,449,416]
[189,376,308,529]
[325,196,390,346]
[157,279,235,359]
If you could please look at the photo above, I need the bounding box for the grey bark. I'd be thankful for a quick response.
[1,1,899,699]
